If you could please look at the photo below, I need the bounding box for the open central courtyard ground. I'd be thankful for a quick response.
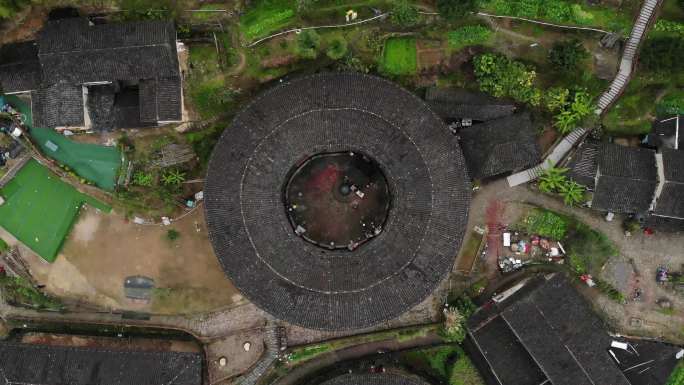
[0,159,110,262]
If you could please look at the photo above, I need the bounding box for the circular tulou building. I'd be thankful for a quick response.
[205,73,471,330]
[319,373,431,385]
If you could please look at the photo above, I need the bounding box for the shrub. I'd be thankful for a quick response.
[161,169,186,186]
[447,25,492,50]
[133,171,153,187]
[538,165,568,193]
[391,0,419,27]
[522,209,568,239]
[666,362,684,385]
[544,87,570,112]
[437,0,478,21]
[473,53,541,105]
[166,229,180,241]
[326,37,348,60]
[548,39,589,72]
[296,30,321,59]
[441,306,466,343]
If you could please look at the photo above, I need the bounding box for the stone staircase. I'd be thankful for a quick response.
[595,0,662,113]
[507,128,589,187]
[238,324,285,385]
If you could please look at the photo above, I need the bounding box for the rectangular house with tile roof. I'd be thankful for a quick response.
[0,17,183,131]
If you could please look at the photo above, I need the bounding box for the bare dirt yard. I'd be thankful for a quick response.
[24,205,244,315]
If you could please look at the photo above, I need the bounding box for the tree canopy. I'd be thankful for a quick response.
[437,0,478,21]
[548,39,589,72]
[391,0,419,27]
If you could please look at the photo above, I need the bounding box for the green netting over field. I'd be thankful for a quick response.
[0,159,111,262]
[4,95,122,191]
[30,128,122,191]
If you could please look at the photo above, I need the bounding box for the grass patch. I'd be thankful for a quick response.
[0,238,8,253]
[286,324,437,364]
[521,209,568,240]
[239,0,296,41]
[287,344,331,362]
[380,37,417,75]
[478,0,633,32]
[602,80,662,136]
[0,160,110,262]
[448,25,492,51]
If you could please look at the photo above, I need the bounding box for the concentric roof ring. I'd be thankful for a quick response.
[205,73,471,330]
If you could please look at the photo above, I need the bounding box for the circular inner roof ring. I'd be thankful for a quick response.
[205,73,471,331]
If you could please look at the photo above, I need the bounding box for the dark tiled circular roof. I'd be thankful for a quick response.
[205,73,471,330]
[320,373,431,385]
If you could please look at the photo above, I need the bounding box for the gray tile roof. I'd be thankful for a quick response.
[0,18,181,128]
[205,73,471,330]
[653,149,684,219]
[424,87,516,122]
[0,342,202,385]
[0,41,41,93]
[567,138,600,188]
[37,19,178,84]
[458,112,541,180]
[32,82,85,128]
[468,274,632,385]
[592,143,657,213]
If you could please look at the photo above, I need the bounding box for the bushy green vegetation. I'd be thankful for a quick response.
[548,39,588,72]
[657,89,684,115]
[380,37,417,75]
[665,361,684,385]
[438,0,478,21]
[0,238,8,253]
[185,123,226,167]
[391,0,419,27]
[521,209,568,239]
[447,25,492,50]
[400,346,485,385]
[478,0,632,31]
[326,36,348,60]
[166,229,180,241]
[0,0,29,19]
[565,222,618,276]
[186,44,237,119]
[296,29,321,59]
[473,53,541,105]
[240,0,296,41]
[0,275,63,310]
[474,53,593,133]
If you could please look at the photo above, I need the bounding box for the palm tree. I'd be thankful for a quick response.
[559,180,585,206]
[538,164,568,193]
[162,169,186,186]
